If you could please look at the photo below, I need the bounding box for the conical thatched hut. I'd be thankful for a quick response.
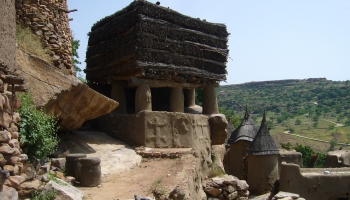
[247,110,279,195]
[227,106,259,179]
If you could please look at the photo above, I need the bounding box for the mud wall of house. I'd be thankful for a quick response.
[279,163,350,200]
[0,0,16,69]
[15,0,73,74]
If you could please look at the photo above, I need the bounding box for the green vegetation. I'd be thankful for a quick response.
[281,142,326,168]
[16,24,52,64]
[17,93,59,161]
[218,79,350,148]
[31,190,57,200]
[72,36,81,75]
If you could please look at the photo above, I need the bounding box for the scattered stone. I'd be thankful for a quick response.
[212,177,224,186]
[236,180,249,191]
[20,163,36,181]
[0,144,15,155]
[3,165,14,173]
[8,139,19,149]
[0,154,7,166]
[18,179,44,197]
[5,175,25,189]
[0,185,18,200]
[204,187,222,197]
[19,154,28,162]
[222,185,236,193]
[0,131,10,143]
[0,170,10,185]
[51,158,66,170]
[65,176,75,185]
[55,171,65,180]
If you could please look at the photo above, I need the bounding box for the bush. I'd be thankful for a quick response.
[17,94,59,161]
[31,190,57,200]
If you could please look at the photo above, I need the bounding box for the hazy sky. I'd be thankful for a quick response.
[67,0,350,85]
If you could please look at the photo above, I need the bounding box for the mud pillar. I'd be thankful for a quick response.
[184,88,196,107]
[202,85,219,114]
[111,81,127,114]
[169,87,184,112]
[135,84,152,113]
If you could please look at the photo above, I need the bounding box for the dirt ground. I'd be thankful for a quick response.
[77,158,182,200]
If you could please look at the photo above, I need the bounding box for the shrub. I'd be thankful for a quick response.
[17,93,59,161]
[31,189,57,200]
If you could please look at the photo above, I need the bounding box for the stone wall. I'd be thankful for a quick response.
[0,0,16,70]
[15,0,73,74]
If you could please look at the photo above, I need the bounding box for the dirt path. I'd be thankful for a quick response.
[283,131,350,146]
[59,130,188,200]
[78,158,181,200]
[322,119,344,127]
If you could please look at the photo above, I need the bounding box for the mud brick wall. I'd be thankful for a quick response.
[0,0,16,69]
[15,0,73,74]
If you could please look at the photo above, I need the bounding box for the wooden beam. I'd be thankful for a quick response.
[128,77,218,89]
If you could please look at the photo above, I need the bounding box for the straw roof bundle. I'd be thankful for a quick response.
[227,106,259,144]
[85,0,228,84]
[247,111,279,156]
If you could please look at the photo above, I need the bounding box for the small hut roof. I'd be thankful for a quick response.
[247,110,279,155]
[227,106,259,144]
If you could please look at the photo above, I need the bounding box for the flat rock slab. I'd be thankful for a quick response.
[60,130,142,176]
[43,179,84,200]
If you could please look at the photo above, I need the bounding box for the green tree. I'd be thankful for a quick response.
[267,120,274,130]
[295,118,301,125]
[72,36,81,76]
[195,88,203,106]
[294,144,315,167]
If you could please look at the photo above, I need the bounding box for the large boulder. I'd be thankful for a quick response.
[12,49,118,130]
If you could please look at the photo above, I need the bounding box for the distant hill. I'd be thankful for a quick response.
[217,78,350,151]
[218,78,350,117]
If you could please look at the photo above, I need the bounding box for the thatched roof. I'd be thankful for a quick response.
[227,106,259,144]
[247,111,279,155]
[85,0,228,84]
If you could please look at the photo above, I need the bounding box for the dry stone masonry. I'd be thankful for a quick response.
[15,0,74,74]
[204,176,250,200]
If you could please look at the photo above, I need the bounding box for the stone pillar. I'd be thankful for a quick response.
[202,85,219,114]
[169,87,184,112]
[111,81,127,114]
[135,84,152,113]
[184,89,196,107]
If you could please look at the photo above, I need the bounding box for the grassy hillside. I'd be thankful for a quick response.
[218,78,350,151]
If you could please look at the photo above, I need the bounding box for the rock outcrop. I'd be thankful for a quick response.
[12,49,118,130]
[15,0,74,73]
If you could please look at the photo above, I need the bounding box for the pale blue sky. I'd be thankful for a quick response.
[67,0,350,85]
